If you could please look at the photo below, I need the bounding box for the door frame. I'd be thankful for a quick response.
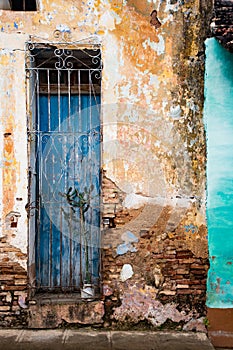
[25,33,102,298]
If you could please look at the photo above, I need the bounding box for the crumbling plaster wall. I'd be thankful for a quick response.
[0,0,212,328]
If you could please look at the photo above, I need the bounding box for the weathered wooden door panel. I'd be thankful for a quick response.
[36,93,101,292]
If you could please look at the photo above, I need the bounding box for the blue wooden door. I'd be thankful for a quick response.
[36,93,101,292]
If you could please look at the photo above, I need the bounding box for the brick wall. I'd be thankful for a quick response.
[0,238,28,327]
[102,198,208,330]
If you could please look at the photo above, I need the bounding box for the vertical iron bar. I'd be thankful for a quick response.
[68,69,71,131]
[47,69,51,131]
[64,131,68,201]
[58,70,61,132]
[78,70,81,133]
[89,70,93,282]
[49,204,53,289]
[72,134,75,288]
[80,226,83,287]
[69,207,73,289]
[36,70,40,132]
[89,70,92,124]
[63,132,68,288]
[73,134,76,185]
[60,207,63,289]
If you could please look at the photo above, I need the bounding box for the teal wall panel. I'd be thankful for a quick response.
[205,38,233,308]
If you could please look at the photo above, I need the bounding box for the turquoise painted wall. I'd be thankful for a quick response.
[205,38,233,308]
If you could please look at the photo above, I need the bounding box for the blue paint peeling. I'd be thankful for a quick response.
[122,231,138,244]
[184,224,198,234]
[117,243,137,255]
[116,231,138,256]
[204,38,233,308]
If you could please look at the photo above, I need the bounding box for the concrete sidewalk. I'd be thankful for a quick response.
[0,329,215,350]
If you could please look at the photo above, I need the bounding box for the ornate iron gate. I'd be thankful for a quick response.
[26,33,102,294]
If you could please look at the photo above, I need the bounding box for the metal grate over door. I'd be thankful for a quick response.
[26,39,102,293]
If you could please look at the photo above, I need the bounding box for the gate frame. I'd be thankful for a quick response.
[25,31,103,299]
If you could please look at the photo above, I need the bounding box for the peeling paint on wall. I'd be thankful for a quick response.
[113,281,194,326]
[120,264,134,282]
[117,231,138,255]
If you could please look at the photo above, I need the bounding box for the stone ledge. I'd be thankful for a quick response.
[0,330,215,350]
[28,300,105,328]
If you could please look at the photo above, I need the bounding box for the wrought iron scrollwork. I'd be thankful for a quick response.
[25,30,102,72]
[54,48,74,69]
